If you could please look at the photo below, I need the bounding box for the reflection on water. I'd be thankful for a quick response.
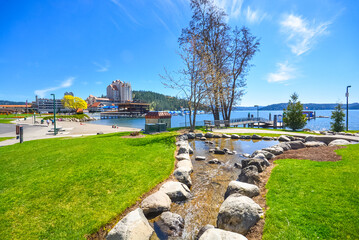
[153,138,278,240]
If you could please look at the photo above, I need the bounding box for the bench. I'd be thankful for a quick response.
[204,120,215,131]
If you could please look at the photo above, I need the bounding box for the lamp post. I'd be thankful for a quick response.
[346,85,351,131]
[51,94,57,135]
[254,105,259,128]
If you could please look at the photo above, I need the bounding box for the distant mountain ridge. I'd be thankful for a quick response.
[259,103,359,110]
[0,100,26,105]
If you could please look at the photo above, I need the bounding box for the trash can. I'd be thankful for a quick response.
[157,123,166,132]
[41,119,44,124]
[145,124,158,134]
[24,117,27,120]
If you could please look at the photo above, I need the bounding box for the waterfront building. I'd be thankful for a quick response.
[33,95,67,113]
[106,80,132,103]
[86,95,113,106]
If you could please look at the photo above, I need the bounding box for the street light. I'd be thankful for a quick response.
[346,85,351,131]
[50,94,57,135]
[254,105,259,119]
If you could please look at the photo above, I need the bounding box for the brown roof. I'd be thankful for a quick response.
[90,102,102,107]
[145,111,172,119]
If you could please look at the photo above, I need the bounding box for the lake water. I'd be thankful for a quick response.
[91,110,359,131]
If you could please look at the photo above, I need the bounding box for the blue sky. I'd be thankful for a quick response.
[0,0,358,106]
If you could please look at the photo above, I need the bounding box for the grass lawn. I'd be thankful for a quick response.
[0,132,177,239]
[0,137,14,142]
[264,144,359,239]
[0,119,15,124]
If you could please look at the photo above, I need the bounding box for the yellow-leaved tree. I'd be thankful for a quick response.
[62,95,87,112]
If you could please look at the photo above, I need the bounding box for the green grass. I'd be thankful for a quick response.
[264,144,359,239]
[42,114,89,120]
[0,137,14,142]
[0,114,37,118]
[0,132,177,239]
[345,130,359,133]
[0,119,15,124]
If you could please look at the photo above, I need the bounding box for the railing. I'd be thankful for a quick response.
[229,117,269,124]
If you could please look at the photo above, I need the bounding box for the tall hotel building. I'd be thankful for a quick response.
[106,80,132,103]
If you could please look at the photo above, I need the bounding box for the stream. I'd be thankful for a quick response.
[152,138,278,239]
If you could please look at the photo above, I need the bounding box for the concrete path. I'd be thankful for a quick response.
[0,117,140,147]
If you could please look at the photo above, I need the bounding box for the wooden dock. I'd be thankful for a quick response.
[100,112,144,119]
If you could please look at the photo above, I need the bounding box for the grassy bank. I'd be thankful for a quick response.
[0,119,15,124]
[264,144,359,239]
[0,137,14,142]
[42,114,89,120]
[0,132,177,239]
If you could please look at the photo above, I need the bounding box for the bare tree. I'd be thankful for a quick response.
[161,36,208,131]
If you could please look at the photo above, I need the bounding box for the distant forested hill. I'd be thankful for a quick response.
[133,91,188,111]
[259,103,359,110]
[0,100,26,105]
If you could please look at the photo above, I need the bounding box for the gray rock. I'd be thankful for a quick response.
[240,135,251,139]
[176,153,190,161]
[276,142,292,151]
[173,167,192,187]
[208,159,221,164]
[205,132,214,138]
[262,146,284,155]
[200,137,207,141]
[224,181,260,199]
[195,156,206,161]
[209,149,215,153]
[140,191,171,218]
[222,134,231,138]
[178,135,188,141]
[251,134,262,140]
[178,145,190,155]
[242,153,251,158]
[214,149,226,154]
[227,151,234,155]
[223,148,230,152]
[252,153,266,161]
[198,228,247,240]
[186,133,195,139]
[196,133,204,138]
[304,141,327,148]
[160,181,192,201]
[217,194,263,235]
[247,159,264,173]
[213,134,222,138]
[97,132,104,135]
[328,139,351,146]
[287,140,305,149]
[278,135,291,142]
[262,136,273,140]
[154,211,184,238]
[176,160,193,172]
[231,134,240,139]
[251,150,275,160]
[237,165,260,185]
[195,224,215,240]
[234,162,242,168]
[107,208,154,240]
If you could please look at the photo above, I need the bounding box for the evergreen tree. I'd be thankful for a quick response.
[283,93,307,131]
[330,104,345,132]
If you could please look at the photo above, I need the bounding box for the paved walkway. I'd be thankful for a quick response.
[0,117,140,147]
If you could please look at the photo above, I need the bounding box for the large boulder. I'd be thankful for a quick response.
[262,136,273,141]
[213,134,222,138]
[196,133,204,138]
[195,225,215,240]
[205,132,214,138]
[222,134,231,138]
[178,145,190,155]
[217,194,263,235]
[186,133,195,139]
[251,150,275,160]
[176,153,190,161]
[140,191,171,218]
[239,135,251,139]
[287,140,305,149]
[251,134,262,140]
[231,134,240,139]
[160,181,192,201]
[328,139,351,146]
[214,149,226,154]
[247,159,265,173]
[154,212,184,238]
[107,208,154,240]
[276,142,292,151]
[278,135,291,142]
[195,156,206,161]
[237,166,260,185]
[224,181,260,199]
[173,167,192,187]
[198,228,248,240]
[208,159,221,164]
[262,146,284,155]
[176,160,193,172]
[304,141,327,148]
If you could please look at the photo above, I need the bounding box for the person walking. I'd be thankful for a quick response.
[46,119,49,126]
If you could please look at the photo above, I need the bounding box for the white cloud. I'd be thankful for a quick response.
[245,6,267,23]
[34,77,75,98]
[93,60,110,72]
[267,62,296,83]
[213,0,243,19]
[280,14,331,56]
